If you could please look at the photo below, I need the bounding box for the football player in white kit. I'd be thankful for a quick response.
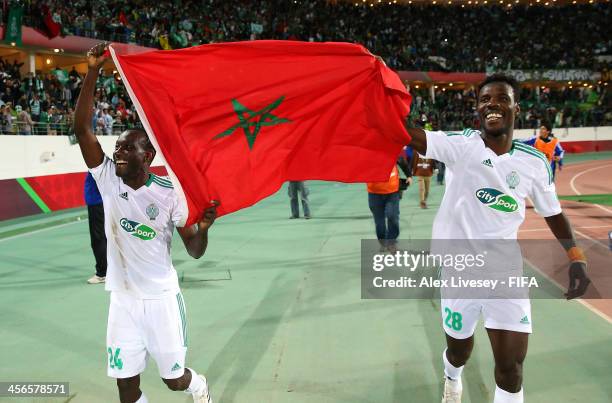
[74,43,215,403]
[406,74,590,403]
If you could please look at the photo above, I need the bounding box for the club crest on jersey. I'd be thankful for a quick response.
[475,188,518,213]
[506,171,520,189]
[146,203,159,221]
[119,218,157,240]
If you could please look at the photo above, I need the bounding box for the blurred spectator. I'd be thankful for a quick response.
[412,152,435,209]
[15,105,34,135]
[288,181,311,219]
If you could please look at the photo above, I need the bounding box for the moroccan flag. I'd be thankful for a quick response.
[110,41,411,226]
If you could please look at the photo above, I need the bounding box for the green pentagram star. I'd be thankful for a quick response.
[213,96,291,150]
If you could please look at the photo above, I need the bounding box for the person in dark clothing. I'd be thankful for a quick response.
[85,172,107,284]
[367,154,412,253]
[288,181,311,219]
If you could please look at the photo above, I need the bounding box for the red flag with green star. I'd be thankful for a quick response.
[110,41,411,225]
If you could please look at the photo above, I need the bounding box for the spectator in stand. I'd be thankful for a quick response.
[2,103,14,134]
[102,108,114,135]
[15,105,34,135]
[29,93,41,123]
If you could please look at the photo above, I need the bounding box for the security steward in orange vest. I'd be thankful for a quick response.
[367,155,412,253]
[523,122,565,179]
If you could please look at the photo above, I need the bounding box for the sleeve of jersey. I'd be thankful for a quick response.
[171,190,188,228]
[424,130,472,166]
[88,156,116,195]
[529,163,562,217]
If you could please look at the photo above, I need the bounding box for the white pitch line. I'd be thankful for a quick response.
[523,257,612,324]
[574,230,610,250]
[519,225,611,233]
[0,220,84,243]
[568,163,612,215]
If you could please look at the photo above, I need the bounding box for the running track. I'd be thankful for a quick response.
[519,159,612,321]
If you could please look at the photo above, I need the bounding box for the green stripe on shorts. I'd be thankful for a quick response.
[176,293,187,347]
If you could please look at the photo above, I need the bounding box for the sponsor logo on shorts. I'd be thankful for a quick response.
[520,315,530,325]
[475,188,518,213]
[119,218,157,240]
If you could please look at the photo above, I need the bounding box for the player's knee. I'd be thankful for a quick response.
[117,377,136,388]
[162,377,183,391]
[494,361,523,389]
[447,346,472,366]
[116,376,140,397]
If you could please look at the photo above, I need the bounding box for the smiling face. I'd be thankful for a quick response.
[113,130,154,180]
[477,82,519,137]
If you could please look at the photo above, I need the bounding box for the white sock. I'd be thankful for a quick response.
[443,348,464,380]
[135,392,148,403]
[184,368,205,394]
[494,385,523,403]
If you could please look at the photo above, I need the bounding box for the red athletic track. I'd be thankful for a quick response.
[519,159,612,321]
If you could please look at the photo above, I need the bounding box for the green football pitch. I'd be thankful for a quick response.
[0,176,610,403]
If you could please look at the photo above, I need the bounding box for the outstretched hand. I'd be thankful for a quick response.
[197,200,220,232]
[565,261,590,300]
[86,42,110,70]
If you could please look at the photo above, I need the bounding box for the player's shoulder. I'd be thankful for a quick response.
[512,140,548,162]
[511,141,553,182]
[441,128,481,139]
[147,173,175,191]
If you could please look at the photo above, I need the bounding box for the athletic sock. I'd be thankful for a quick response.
[443,348,464,380]
[184,368,205,394]
[135,392,148,403]
[494,385,523,403]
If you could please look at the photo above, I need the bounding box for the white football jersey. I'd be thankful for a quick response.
[425,129,561,240]
[90,157,187,298]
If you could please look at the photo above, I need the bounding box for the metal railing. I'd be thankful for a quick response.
[0,122,130,136]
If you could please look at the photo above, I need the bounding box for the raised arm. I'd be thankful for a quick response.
[544,212,590,299]
[74,43,108,168]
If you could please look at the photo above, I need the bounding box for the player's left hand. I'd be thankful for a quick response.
[565,261,590,300]
[197,200,219,232]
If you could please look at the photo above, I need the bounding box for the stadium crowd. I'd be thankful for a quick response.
[409,84,612,130]
[22,0,610,72]
[0,56,608,136]
[0,0,609,135]
[0,57,138,135]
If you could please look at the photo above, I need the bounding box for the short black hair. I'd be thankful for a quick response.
[541,121,552,132]
[126,128,156,157]
[477,74,521,102]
